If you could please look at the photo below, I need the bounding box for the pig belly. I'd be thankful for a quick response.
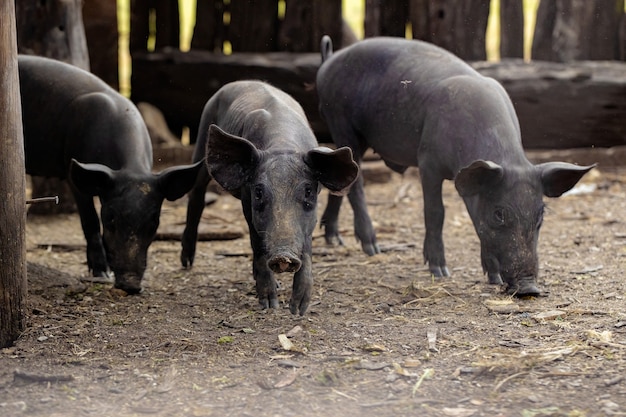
[364,128,421,169]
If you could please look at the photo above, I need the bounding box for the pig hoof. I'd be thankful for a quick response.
[92,269,110,279]
[259,297,279,310]
[362,242,380,256]
[507,282,541,297]
[429,265,450,278]
[324,234,344,247]
[290,299,309,316]
[488,273,504,285]
[114,284,142,295]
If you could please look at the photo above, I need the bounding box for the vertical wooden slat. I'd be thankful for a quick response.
[364,0,382,37]
[154,0,180,50]
[365,0,407,38]
[531,0,556,60]
[312,0,343,50]
[191,0,224,51]
[229,0,278,52]
[408,0,430,40]
[130,0,180,53]
[0,0,27,349]
[130,0,151,52]
[426,0,489,60]
[83,0,119,89]
[532,0,625,61]
[500,0,524,58]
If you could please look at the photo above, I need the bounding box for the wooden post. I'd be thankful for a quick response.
[16,0,90,215]
[0,0,27,348]
[500,0,524,58]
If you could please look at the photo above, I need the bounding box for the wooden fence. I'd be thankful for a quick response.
[105,0,626,149]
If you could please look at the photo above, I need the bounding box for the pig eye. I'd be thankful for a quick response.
[493,207,506,226]
[253,185,265,211]
[303,184,315,211]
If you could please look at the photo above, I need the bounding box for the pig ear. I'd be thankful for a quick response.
[69,159,115,196]
[156,160,205,201]
[537,162,596,197]
[206,124,260,192]
[305,146,359,195]
[455,160,504,197]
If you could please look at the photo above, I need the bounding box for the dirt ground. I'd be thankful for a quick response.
[1,158,625,417]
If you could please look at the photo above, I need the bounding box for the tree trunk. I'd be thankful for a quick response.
[0,0,27,348]
[16,0,90,215]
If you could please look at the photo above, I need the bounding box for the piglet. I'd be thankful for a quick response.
[181,80,359,315]
[19,55,203,294]
[316,36,594,296]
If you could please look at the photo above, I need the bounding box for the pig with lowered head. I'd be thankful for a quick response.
[316,36,594,296]
[181,80,359,315]
[19,55,203,294]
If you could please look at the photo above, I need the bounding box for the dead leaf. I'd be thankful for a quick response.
[273,369,298,388]
[441,407,477,417]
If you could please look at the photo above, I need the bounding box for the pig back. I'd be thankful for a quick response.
[316,37,482,167]
[19,55,152,176]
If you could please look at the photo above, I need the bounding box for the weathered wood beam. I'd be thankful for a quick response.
[131,51,626,150]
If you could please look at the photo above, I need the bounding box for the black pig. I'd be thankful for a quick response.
[19,55,203,294]
[181,80,358,315]
[316,37,594,295]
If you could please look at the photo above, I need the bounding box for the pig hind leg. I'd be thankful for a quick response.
[320,124,379,255]
[420,170,450,277]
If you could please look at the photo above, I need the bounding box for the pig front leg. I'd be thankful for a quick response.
[248,225,279,309]
[290,242,313,316]
[181,168,210,268]
[73,191,109,277]
[420,173,450,277]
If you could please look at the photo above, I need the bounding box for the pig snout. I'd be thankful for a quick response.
[113,272,143,294]
[268,252,302,274]
[506,276,541,297]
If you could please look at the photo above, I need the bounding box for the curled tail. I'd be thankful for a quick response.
[320,35,334,63]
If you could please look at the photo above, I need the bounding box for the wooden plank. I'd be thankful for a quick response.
[131,51,626,150]
[130,50,322,142]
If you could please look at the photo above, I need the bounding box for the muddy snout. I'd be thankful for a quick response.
[506,276,541,297]
[113,272,143,294]
[268,252,302,273]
